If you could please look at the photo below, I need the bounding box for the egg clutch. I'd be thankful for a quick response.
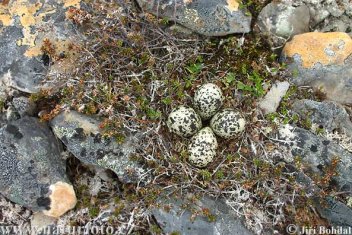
[167,83,246,168]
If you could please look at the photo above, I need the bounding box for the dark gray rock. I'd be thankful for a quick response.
[0,0,81,94]
[152,195,253,235]
[136,0,252,36]
[0,117,76,217]
[276,125,352,192]
[50,110,146,184]
[0,26,48,93]
[315,197,352,229]
[292,99,352,136]
[256,3,310,49]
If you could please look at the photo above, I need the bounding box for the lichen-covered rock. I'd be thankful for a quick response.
[276,125,352,191]
[167,106,202,138]
[258,81,290,115]
[50,110,146,184]
[0,117,76,217]
[292,99,352,137]
[194,83,224,120]
[281,32,352,104]
[210,109,245,138]
[256,3,310,49]
[11,96,36,117]
[136,0,252,36]
[188,127,217,168]
[152,195,253,235]
[0,0,82,93]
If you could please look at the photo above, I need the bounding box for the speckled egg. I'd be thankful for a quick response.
[167,106,202,138]
[193,83,224,120]
[210,109,246,139]
[188,127,218,168]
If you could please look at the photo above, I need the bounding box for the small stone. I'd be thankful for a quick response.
[194,83,224,120]
[167,106,202,138]
[210,109,245,138]
[256,3,310,48]
[188,127,218,168]
[259,81,290,115]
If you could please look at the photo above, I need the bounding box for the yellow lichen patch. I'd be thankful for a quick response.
[63,0,81,8]
[44,181,77,218]
[0,5,12,26]
[8,1,43,28]
[5,0,57,53]
[226,0,240,12]
[283,32,352,68]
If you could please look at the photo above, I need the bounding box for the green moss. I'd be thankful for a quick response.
[89,206,100,217]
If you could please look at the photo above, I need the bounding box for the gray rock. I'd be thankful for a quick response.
[50,110,146,184]
[152,195,253,235]
[31,212,57,235]
[256,3,310,48]
[258,81,290,114]
[11,96,36,117]
[315,197,352,228]
[5,105,20,122]
[0,0,81,94]
[136,0,252,36]
[318,15,352,38]
[0,117,76,217]
[298,0,352,36]
[276,125,352,192]
[292,99,352,136]
[0,113,6,128]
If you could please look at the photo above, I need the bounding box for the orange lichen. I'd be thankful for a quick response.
[283,32,352,68]
[44,181,77,218]
[226,0,240,12]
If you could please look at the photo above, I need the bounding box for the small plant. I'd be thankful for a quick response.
[237,70,265,97]
[222,72,236,88]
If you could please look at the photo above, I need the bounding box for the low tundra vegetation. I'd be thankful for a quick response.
[29,0,342,233]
